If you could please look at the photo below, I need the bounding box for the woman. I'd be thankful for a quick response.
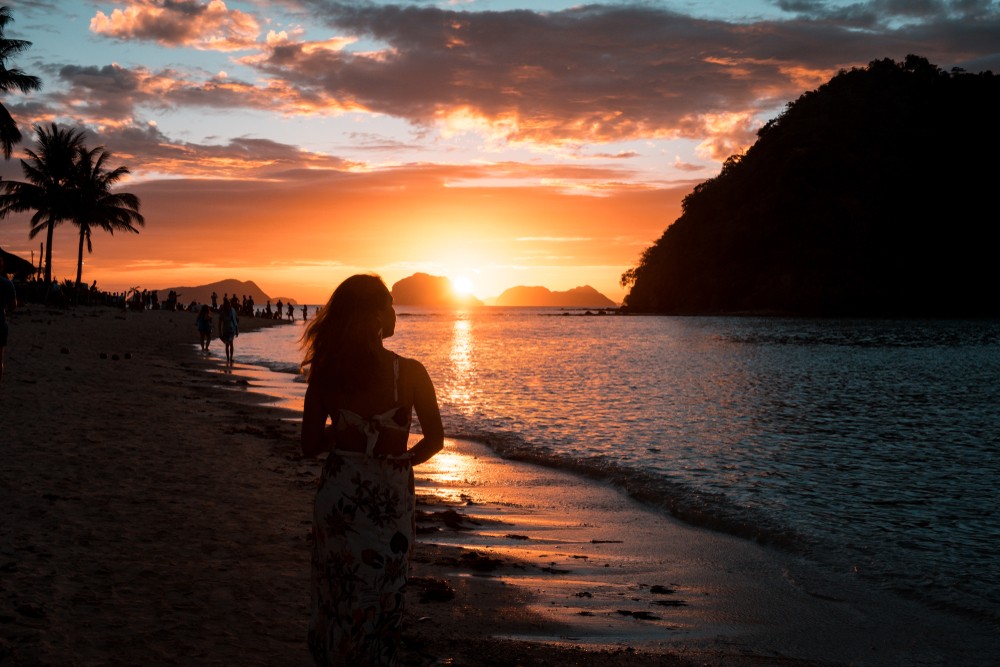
[195,304,213,351]
[300,274,444,666]
[218,298,238,364]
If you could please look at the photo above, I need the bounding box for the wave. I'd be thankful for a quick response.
[442,415,808,554]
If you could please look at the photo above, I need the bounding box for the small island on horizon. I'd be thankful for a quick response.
[389,272,617,308]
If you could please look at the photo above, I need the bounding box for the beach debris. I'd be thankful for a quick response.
[590,539,623,544]
[648,585,676,595]
[410,576,455,602]
[416,508,480,531]
[574,591,593,598]
[539,566,571,574]
[459,551,504,572]
[652,600,688,607]
[504,533,529,540]
[577,611,595,616]
[616,609,661,621]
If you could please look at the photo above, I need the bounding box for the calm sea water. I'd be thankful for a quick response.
[221,308,1000,624]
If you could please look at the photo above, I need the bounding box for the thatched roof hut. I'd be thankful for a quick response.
[0,247,36,279]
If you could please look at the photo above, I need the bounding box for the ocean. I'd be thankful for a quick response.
[216,308,1000,626]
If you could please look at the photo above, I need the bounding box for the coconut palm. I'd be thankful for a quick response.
[71,145,144,290]
[0,123,86,288]
[0,6,42,159]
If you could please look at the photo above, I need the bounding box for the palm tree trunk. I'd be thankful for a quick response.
[75,227,85,296]
[44,215,55,295]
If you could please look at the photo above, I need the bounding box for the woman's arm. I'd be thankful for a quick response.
[407,360,444,466]
[301,383,331,458]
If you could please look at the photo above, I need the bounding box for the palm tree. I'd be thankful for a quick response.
[0,6,42,159]
[71,145,144,290]
[0,123,86,288]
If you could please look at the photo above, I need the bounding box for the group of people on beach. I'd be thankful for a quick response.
[195,302,239,363]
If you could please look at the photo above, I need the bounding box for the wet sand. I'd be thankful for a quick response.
[2,305,997,666]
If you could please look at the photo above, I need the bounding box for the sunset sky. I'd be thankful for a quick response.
[1,1,998,303]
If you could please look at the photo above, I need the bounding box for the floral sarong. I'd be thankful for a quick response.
[308,449,414,667]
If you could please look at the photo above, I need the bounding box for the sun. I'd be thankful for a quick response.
[451,276,474,296]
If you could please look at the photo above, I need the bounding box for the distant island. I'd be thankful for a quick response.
[154,278,294,308]
[391,273,483,308]
[621,56,1000,317]
[493,285,616,307]
[390,272,616,308]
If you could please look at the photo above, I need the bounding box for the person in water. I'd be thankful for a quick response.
[300,274,444,666]
[218,298,238,363]
[195,304,213,351]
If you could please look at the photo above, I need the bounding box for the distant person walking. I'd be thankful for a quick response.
[287,302,294,320]
[211,291,218,310]
[195,304,213,351]
[218,298,238,364]
[0,256,18,382]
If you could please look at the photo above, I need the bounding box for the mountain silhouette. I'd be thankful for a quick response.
[153,279,289,307]
[494,285,616,307]
[622,55,1000,316]
[391,273,483,308]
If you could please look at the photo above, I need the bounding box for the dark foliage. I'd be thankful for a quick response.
[621,55,1000,316]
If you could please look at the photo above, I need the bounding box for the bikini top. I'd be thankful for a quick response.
[333,355,411,456]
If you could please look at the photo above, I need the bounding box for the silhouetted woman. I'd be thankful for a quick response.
[300,274,443,666]
[195,304,212,351]
[218,298,238,363]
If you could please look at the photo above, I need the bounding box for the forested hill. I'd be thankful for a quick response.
[621,56,1000,316]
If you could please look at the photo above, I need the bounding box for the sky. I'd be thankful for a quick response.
[1,0,998,303]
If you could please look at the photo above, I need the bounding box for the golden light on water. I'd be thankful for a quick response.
[445,316,475,408]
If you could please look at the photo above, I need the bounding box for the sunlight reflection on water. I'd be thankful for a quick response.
[221,309,1000,621]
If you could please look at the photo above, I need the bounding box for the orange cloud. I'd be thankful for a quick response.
[90,0,260,51]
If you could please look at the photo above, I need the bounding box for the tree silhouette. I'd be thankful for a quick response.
[70,145,144,291]
[622,56,1000,317]
[0,123,86,289]
[0,6,41,159]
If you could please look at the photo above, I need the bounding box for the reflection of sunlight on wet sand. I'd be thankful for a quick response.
[421,448,477,484]
[204,360,305,413]
[414,439,711,645]
[416,444,481,503]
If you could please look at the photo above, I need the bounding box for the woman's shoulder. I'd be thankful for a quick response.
[392,353,432,383]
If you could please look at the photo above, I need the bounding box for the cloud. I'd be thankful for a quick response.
[93,122,358,178]
[90,0,261,51]
[240,2,1000,158]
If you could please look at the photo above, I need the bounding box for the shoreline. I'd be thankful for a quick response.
[2,306,998,666]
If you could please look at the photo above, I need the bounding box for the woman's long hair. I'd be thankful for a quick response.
[300,274,391,392]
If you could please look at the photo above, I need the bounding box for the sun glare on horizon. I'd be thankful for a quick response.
[451,276,475,296]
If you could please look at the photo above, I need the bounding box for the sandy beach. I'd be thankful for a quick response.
[2,305,998,666]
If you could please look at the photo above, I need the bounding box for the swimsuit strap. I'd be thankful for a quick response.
[336,355,403,457]
[393,355,399,403]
